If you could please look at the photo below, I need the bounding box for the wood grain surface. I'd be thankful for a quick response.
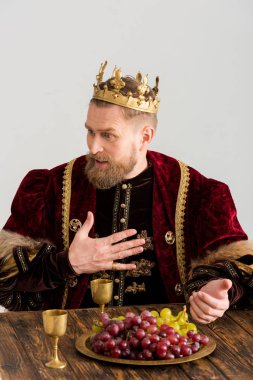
[0,304,252,380]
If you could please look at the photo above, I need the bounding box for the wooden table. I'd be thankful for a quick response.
[0,304,253,380]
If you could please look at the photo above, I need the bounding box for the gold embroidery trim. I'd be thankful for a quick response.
[61,158,76,309]
[137,230,154,250]
[110,183,132,306]
[231,260,253,275]
[125,282,146,294]
[175,160,190,288]
[126,259,155,277]
[62,158,76,250]
[16,247,28,273]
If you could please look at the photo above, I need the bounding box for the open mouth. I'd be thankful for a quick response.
[95,160,109,167]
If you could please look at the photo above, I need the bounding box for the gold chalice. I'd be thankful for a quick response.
[42,309,68,369]
[90,278,113,313]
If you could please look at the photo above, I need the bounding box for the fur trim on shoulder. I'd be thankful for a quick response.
[0,305,8,313]
[0,230,48,260]
[190,240,253,272]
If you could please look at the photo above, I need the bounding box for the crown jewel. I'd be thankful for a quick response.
[92,61,159,114]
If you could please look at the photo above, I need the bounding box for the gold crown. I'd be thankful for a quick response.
[92,61,160,114]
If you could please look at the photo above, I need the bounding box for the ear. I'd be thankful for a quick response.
[141,125,155,147]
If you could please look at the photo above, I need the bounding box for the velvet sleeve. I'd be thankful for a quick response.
[1,169,77,303]
[185,260,245,305]
[0,242,77,310]
[3,169,51,239]
[185,257,253,308]
[193,178,247,255]
[14,245,77,292]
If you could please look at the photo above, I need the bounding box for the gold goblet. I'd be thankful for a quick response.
[42,309,68,369]
[90,278,113,313]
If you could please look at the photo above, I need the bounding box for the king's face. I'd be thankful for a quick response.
[84,103,148,182]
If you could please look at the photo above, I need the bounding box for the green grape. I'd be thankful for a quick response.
[169,321,180,333]
[160,307,172,319]
[92,322,103,333]
[185,322,197,332]
[150,310,159,317]
[156,317,164,327]
[178,322,198,336]
[179,328,188,336]
[163,317,173,325]
[111,315,125,321]
[167,314,177,322]
[174,305,188,324]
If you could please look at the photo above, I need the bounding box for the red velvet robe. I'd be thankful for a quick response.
[3,151,247,309]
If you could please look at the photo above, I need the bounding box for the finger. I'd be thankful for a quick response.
[109,238,145,254]
[94,245,144,261]
[109,262,137,271]
[104,229,138,245]
[201,278,232,299]
[79,211,94,237]
[190,305,216,324]
[91,261,137,272]
[113,246,144,260]
[189,293,226,319]
[190,299,216,322]
[220,278,232,292]
[196,291,229,311]
[189,295,218,323]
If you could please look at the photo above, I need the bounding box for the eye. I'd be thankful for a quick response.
[87,129,95,136]
[102,132,114,140]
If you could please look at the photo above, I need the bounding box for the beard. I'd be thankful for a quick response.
[84,148,138,189]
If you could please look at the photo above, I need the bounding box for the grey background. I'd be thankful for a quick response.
[0,0,252,237]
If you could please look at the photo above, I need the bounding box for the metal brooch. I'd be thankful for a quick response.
[165,231,175,245]
[69,219,82,232]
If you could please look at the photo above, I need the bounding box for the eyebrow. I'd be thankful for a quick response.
[84,123,117,133]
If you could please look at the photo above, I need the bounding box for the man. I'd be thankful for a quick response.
[0,62,252,323]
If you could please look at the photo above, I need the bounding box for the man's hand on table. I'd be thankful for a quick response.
[189,278,232,324]
[68,211,145,275]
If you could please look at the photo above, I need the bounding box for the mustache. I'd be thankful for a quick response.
[86,153,111,163]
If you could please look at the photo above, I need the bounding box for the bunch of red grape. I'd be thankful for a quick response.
[90,310,209,360]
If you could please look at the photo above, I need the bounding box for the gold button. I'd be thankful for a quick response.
[122,184,127,190]
[114,295,119,300]
[120,218,126,223]
[121,203,126,208]
[114,278,120,283]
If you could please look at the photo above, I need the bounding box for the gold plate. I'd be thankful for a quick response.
[75,333,216,366]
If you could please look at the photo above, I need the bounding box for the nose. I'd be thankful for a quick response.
[88,135,104,155]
